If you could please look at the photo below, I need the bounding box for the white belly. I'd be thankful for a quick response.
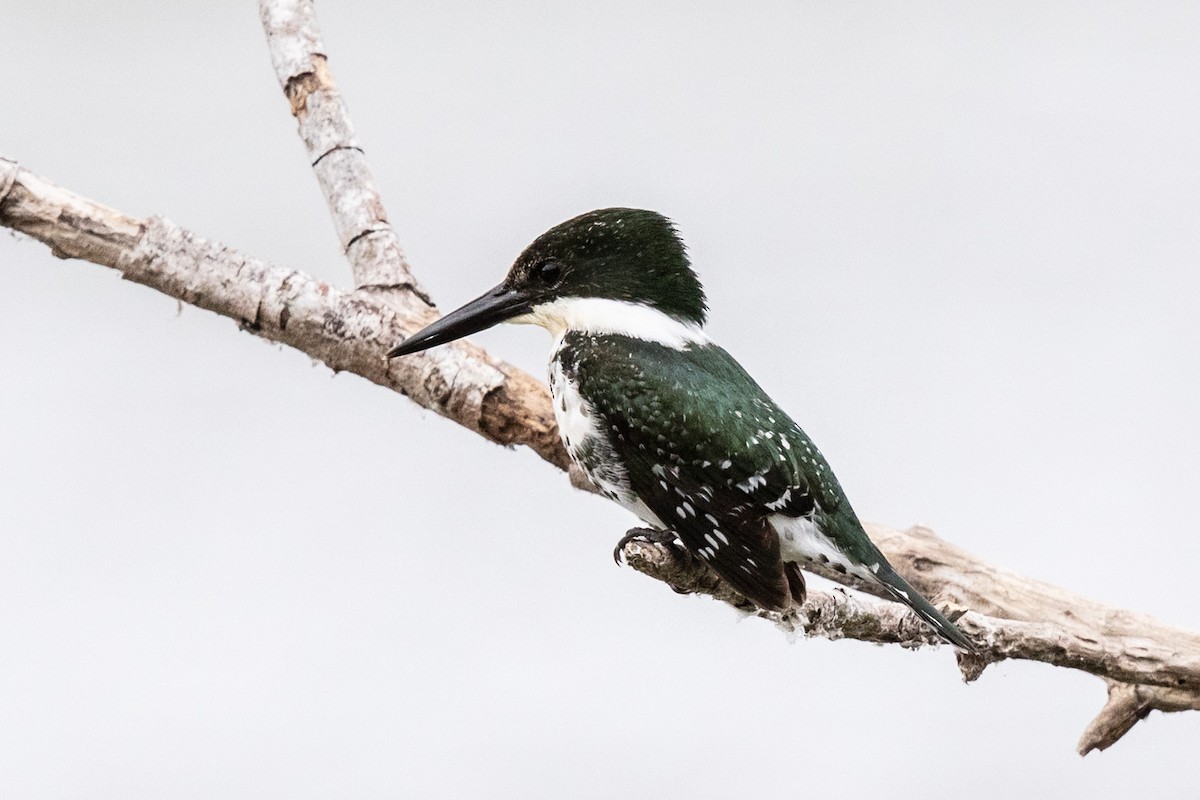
[548,357,664,528]
[770,514,879,583]
[548,357,594,461]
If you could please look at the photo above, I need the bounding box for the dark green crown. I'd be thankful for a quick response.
[506,208,708,326]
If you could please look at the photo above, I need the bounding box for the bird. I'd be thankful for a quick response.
[387,208,973,650]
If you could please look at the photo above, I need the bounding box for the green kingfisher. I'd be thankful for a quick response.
[387,208,973,650]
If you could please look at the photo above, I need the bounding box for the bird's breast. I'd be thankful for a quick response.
[548,352,663,527]
[548,355,596,465]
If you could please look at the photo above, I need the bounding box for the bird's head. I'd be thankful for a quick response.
[386,208,708,357]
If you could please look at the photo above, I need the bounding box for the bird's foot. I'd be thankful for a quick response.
[784,560,808,606]
[613,527,693,567]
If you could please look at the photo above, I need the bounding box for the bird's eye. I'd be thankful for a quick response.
[537,261,563,284]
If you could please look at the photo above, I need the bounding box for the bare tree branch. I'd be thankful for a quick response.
[621,529,1200,692]
[0,158,566,470]
[259,0,427,300]
[1078,680,1200,756]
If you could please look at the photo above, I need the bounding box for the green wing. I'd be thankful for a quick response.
[563,334,846,608]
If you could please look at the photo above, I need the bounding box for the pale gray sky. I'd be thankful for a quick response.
[3,1,1198,797]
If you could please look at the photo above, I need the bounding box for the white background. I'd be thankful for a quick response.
[3,2,1198,797]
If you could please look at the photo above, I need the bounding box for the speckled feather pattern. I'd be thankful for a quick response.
[551,331,886,610]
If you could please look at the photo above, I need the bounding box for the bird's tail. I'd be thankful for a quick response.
[873,563,975,651]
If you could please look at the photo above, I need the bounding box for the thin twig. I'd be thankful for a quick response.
[259,0,429,301]
[1078,680,1200,755]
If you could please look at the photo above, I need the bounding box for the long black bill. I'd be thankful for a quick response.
[386,283,532,358]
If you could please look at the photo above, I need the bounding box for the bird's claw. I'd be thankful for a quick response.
[613,527,692,567]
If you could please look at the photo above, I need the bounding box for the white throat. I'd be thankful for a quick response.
[510,297,710,350]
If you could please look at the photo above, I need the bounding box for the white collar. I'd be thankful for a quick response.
[511,297,710,350]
